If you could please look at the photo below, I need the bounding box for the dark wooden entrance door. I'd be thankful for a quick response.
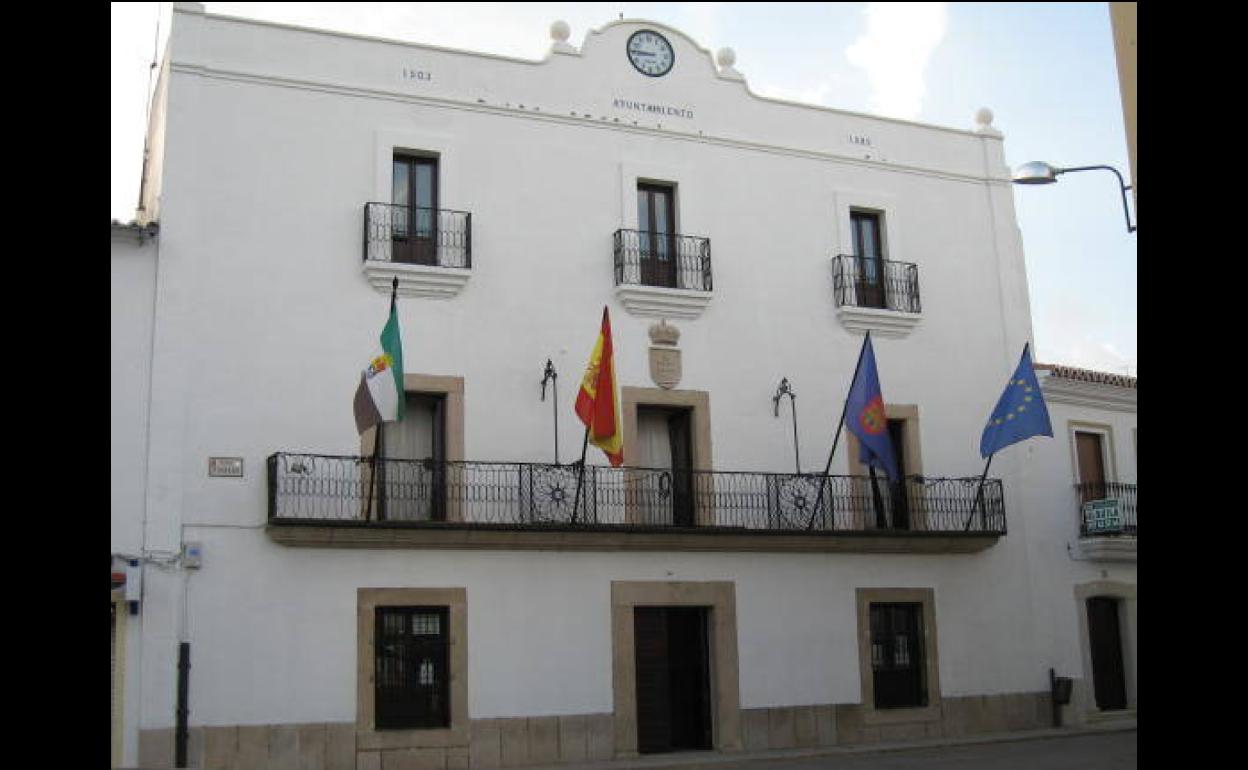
[1086,597,1127,711]
[392,155,439,265]
[851,211,886,309]
[634,607,712,754]
[637,184,677,288]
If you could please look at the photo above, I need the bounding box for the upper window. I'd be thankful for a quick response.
[375,606,450,729]
[391,155,440,265]
[869,602,927,709]
[850,211,887,309]
[637,183,678,288]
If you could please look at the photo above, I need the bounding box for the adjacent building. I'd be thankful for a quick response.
[111,5,1137,768]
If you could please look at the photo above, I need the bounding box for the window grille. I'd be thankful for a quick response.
[375,606,450,729]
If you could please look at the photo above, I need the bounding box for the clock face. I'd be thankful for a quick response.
[627,30,675,77]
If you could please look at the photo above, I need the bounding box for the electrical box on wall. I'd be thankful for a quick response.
[125,559,142,615]
[183,542,203,569]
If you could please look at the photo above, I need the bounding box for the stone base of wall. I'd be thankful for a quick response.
[138,722,356,770]
[740,705,838,751]
[835,691,1052,745]
[138,694,1050,769]
[463,714,614,769]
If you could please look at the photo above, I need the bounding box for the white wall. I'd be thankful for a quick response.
[167,529,1046,725]
[1016,375,1136,718]
[128,6,1093,729]
[112,226,158,556]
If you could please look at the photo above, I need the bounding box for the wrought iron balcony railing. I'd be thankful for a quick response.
[831,254,921,313]
[1075,482,1137,536]
[614,229,712,291]
[267,453,1006,535]
[364,202,472,268]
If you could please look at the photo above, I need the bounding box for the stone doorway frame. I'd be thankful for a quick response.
[610,581,742,758]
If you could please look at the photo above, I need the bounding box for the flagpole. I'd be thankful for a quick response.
[964,454,994,531]
[570,425,590,523]
[808,332,872,530]
[364,277,399,522]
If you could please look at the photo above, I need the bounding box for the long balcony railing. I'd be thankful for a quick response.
[268,453,1006,534]
[831,254,921,313]
[1075,482,1137,536]
[614,229,712,291]
[364,202,472,268]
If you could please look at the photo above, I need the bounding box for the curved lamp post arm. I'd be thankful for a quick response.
[1054,165,1136,233]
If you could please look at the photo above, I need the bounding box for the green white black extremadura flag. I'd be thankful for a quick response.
[352,295,405,435]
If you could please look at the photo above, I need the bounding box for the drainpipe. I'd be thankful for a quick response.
[176,642,190,766]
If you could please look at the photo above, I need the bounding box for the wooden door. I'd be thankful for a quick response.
[1075,431,1107,504]
[636,406,694,526]
[379,393,446,521]
[638,184,677,287]
[392,156,439,265]
[886,419,910,530]
[634,607,711,754]
[851,211,887,308]
[1086,597,1127,711]
[667,410,695,527]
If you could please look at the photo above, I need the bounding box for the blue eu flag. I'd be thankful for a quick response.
[980,343,1052,458]
[845,335,900,480]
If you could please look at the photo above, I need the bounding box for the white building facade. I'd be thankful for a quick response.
[112,5,1136,768]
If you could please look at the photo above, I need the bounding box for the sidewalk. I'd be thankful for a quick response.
[517,723,1137,770]
[125,722,1136,770]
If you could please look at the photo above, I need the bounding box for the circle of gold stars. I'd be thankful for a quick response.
[989,378,1036,426]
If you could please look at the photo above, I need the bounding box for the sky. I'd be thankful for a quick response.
[111,2,1136,375]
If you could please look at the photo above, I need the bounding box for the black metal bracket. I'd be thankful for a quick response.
[541,359,559,464]
[773,378,801,474]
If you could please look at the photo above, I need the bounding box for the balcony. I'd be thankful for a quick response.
[362,202,472,298]
[266,453,1005,553]
[830,254,922,337]
[1075,481,1137,561]
[613,228,713,319]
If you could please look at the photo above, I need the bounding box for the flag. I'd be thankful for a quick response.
[353,291,405,435]
[575,306,624,466]
[844,334,899,480]
[980,343,1052,458]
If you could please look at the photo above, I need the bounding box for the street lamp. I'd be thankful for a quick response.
[1012,161,1136,233]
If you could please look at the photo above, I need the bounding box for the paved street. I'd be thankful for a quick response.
[732,731,1136,770]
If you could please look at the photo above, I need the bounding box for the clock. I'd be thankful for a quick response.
[626,30,675,77]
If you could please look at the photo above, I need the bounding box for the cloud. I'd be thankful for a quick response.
[1033,296,1137,376]
[844,2,947,120]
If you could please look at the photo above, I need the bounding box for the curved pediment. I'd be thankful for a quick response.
[177,7,1005,180]
[577,18,726,81]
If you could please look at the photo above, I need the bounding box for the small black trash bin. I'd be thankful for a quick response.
[1053,676,1073,705]
[1049,668,1074,727]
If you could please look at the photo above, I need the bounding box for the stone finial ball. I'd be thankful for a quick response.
[975,107,994,127]
[716,47,736,68]
[550,20,571,42]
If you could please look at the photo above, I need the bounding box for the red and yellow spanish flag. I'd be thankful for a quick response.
[575,306,624,466]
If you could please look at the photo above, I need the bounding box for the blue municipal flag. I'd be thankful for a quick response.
[845,334,899,481]
[980,343,1052,458]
